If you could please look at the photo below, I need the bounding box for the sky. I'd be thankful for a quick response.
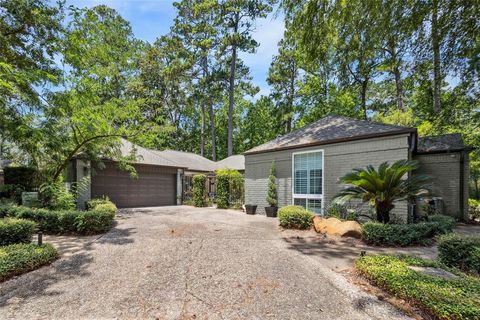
[66,0,286,98]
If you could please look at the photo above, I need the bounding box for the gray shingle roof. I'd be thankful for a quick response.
[215,155,245,171]
[152,150,217,172]
[417,134,471,153]
[120,140,184,168]
[244,115,416,155]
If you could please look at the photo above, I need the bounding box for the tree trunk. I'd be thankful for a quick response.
[361,80,368,120]
[208,104,217,161]
[432,0,442,114]
[393,65,404,111]
[200,102,205,157]
[227,15,239,157]
[376,202,393,223]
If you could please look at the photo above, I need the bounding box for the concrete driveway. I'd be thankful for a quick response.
[0,206,408,320]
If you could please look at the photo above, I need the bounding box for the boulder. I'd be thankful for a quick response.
[313,216,362,239]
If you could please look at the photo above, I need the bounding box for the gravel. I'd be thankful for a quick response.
[0,206,410,319]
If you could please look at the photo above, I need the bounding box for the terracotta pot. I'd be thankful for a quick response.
[265,206,278,217]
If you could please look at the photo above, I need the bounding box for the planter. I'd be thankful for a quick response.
[245,204,257,215]
[265,206,278,217]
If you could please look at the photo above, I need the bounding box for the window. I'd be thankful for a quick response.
[292,151,323,214]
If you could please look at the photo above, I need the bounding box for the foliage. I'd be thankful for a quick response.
[39,181,76,211]
[0,218,36,246]
[0,243,58,282]
[215,169,244,209]
[469,198,480,220]
[356,255,480,320]
[335,160,430,223]
[362,216,454,247]
[324,203,358,221]
[86,196,116,211]
[92,203,117,215]
[266,161,278,206]
[428,214,456,234]
[192,174,207,207]
[278,205,314,229]
[0,184,25,204]
[3,167,39,191]
[0,205,114,235]
[438,233,480,275]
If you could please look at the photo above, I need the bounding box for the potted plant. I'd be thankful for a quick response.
[245,204,257,215]
[265,161,278,217]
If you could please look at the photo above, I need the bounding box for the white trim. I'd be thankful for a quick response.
[291,149,325,214]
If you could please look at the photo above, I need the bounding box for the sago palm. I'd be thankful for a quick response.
[334,160,430,223]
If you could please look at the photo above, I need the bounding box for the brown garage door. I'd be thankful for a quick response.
[91,162,177,208]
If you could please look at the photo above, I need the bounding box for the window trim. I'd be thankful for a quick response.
[291,149,324,214]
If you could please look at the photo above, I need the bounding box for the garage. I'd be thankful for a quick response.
[91,162,178,208]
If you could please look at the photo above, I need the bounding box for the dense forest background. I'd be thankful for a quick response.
[0,0,479,195]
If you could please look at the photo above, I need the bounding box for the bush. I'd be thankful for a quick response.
[428,214,456,233]
[469,198,480,220]
[93,203,117,215]
[362,218,453,246]
[215,169,244,209]
[0,205,114,235]
[86,196,115,211]
[3,167,39,191]
[356,255,480,320]
[192,174,207,207]
[438,233,480,274]
[0,243,58,282]
[39,181,76,210]
[266,161,277,206]
[278,205,314,229]
[0,218,36,246]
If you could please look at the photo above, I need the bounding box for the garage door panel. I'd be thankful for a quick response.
[91,162,176,208]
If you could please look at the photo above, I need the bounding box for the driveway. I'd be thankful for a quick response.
[0,206,408,320]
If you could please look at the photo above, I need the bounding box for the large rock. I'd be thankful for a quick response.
[313,216,362,239]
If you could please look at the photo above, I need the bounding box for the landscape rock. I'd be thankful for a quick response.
[313,216,362,239]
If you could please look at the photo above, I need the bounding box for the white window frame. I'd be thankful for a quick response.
[291,149,324,215]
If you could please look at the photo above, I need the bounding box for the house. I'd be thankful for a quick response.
[71,140,245,208]
[243,115,472,221]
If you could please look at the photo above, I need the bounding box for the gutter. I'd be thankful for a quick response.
[243,128,416,155]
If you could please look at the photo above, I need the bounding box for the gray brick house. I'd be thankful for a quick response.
[244,115,472,221]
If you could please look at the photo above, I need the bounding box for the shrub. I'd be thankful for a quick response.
[278,205,314,229]
[469,198,480,220]
[3,166,39,191]
[216,169,244,209]
[39,181,76,210]
[93,203,117,215]
[266,161,277,207]
[0,205,114,235]
[438,233,480,274]
[0,218,36,246]
[86,196,115,211]
[0,184,25,204]
[428,214,456,234]
[0,243,58,282]
[356,255,480,320]
[192,174,207,207]
[362,219,452,246]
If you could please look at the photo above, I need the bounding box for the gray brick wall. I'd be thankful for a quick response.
[245,134,411,218]
[414,152,470,220]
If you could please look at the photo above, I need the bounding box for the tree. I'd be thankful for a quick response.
[218,0,273,156]
[335,160,431,223]
[239,96,277,151]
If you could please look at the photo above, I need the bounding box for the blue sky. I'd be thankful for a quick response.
[66,0,285,97]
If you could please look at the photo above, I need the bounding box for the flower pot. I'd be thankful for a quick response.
[265,206,278,217]
[245,204,257,215]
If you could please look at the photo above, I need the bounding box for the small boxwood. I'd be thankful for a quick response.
[0,218,36,246]
[356,255,480,320]
[438,233,480,275]
[0,243,58,282]
[0,205,115,235]
[278,205,314,229]
[86,197,117,213]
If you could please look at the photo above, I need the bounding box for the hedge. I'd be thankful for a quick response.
[0,243,58,282]
[192,174,207,207]
[3,166,39,191]
[356,255,480,320]
[215,169,244,209]
[0,218,36,246]
[278,205,314,229]
[438,233,480,275]
[0,205,115,235]
[362,215,455,246]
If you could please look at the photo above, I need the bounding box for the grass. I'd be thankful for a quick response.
[356,255,480,320]
[0,243,58,282]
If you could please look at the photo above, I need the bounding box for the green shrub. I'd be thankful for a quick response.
[428,214,456,233]
[0,205,114,235]
[438,233,480,274]
[362,220,452,246]
[3,167,39,191]
[0,243,58,282]
[278,205,314,229]
[192,174,207,207]
[215,169,244,209]
[93,203,117,215]
[266,161,277,206]
[356,255,480,320]
[39,181,76,210]
[0,218,36,246]
[469,198,480,220]
[86,196,116,211]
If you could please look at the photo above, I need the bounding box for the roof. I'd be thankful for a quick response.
[416,134,473,154]
[152,149,217,172]
[244,115,416,155]
[215,155,245,171]
[119,140,183,168]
